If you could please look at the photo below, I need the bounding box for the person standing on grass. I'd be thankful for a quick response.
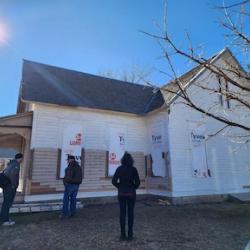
[0,153,23,226]
[60,155,83,219]
[112,152,140,241]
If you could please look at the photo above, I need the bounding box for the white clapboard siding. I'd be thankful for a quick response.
[31,105,148,153]
[168,59,250,197]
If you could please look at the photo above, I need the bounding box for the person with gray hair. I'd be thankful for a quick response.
[0,153,23,226]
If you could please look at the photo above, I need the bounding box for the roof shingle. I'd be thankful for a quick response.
[21,60,164,115]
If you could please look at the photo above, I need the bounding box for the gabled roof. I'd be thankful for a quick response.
[160,48,241,105]
[20,60,165,115]
[161,64,203,104]
[20,48,239,115]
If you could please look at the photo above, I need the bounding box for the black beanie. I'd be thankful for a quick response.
[15,153,23,159]
[67,155,75,160]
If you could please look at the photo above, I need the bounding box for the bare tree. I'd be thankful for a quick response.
[98,65,152,84]
[143,0,250,143]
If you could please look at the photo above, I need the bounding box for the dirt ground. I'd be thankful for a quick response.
[0,199,250,250]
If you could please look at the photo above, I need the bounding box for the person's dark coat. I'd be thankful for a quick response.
[63,161,83,185]
[3,160,20,189]
[112,165,140,196]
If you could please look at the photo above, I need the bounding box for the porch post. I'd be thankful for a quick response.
[22,130,32,196]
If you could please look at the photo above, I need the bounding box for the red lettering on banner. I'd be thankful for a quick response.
[109,153,120,165]
[110,153,116,160]
[70,133,82,145]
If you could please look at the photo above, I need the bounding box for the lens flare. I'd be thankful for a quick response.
[0,22,9,45]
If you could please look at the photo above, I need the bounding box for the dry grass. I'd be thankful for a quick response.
[0,199,250,250]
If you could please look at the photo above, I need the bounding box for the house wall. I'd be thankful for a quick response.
[31,105,148,152]
[168,57,250,197]
[28,104,153,197]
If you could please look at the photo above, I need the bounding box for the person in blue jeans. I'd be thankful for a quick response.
[60,155,83,218]
[1,153,23,226]
[112,152,140,241]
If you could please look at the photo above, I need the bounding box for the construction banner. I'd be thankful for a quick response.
[60,124,82,178]
[151,123,165,177]
[108,127,126,176]
[189,122,210,178]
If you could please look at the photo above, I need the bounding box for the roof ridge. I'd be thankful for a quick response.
[160,47,239,105]
[22,59,152,89]
[162,47,229,88]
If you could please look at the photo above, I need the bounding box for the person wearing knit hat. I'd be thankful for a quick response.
[0,153,23,226]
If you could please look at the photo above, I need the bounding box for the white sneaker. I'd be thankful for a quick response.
[2,220,15,226]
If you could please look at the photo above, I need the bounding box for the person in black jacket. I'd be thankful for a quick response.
[60,155,83,219]
[0,153,23,226]
[112,152,140,240]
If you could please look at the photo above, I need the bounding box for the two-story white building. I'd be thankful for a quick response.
[0,48,249,204]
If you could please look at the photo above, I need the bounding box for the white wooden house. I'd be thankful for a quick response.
[0,48,249,203]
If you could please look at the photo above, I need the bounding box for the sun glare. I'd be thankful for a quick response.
[0,22,9,44]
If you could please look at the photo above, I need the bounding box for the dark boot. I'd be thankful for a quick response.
[120,233,126,241]
[128,230,133,241]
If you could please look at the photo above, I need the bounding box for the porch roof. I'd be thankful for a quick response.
[0,111,33,140]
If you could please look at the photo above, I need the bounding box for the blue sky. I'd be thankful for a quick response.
[0,0,239,116]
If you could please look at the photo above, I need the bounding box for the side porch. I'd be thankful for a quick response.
[0,111,33,202]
